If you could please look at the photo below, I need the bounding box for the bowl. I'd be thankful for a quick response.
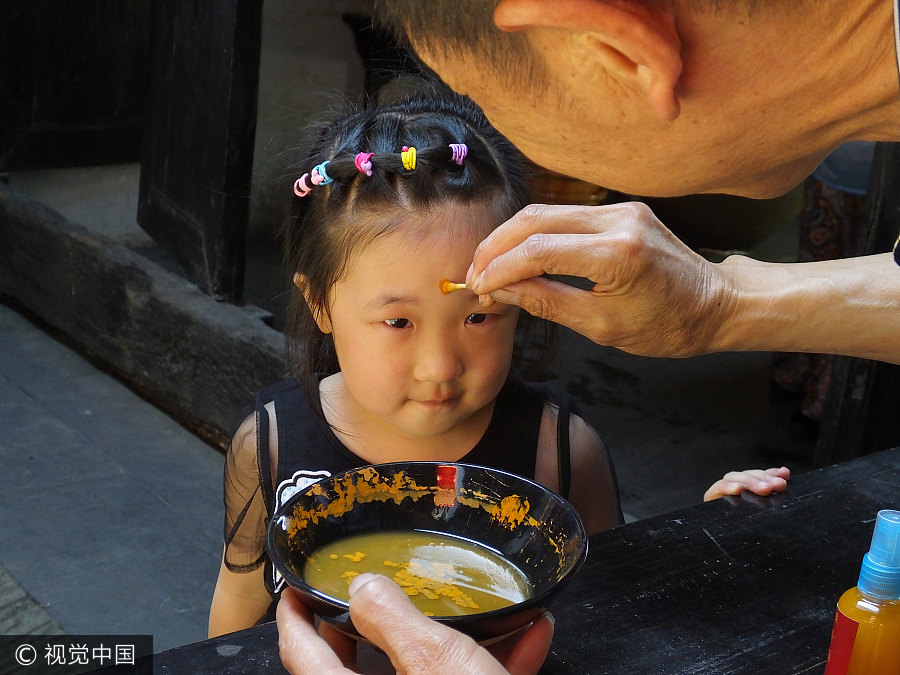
[267,461,588,643]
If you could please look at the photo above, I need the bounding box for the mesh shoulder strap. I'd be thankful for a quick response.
[555,394,573,500]
[255,393,276,512]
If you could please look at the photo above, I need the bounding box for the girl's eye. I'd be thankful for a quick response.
[466,313,488,325]
[384,318,410,329]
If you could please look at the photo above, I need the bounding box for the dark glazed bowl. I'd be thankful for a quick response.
[267,461,588,643]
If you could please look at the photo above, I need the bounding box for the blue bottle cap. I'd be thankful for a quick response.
[858,509,900,599]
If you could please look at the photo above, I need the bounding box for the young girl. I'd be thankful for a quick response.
[208,84,789,637]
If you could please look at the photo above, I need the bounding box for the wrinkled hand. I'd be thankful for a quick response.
[703,466,790,502]
[466,202,731,357]
[276,574,554,675]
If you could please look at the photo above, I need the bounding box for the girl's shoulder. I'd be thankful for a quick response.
[225,376,317,478]
[228,376,306,443]
[255,376,306,403]
[516,376,573,399]
[505,377,583,416]
[252,374,366,478]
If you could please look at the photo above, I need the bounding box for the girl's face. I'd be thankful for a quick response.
[321,208,519,444]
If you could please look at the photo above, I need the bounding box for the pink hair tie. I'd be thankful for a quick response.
[354,152,373,176]
[449,143,468,165]
[293,173,311,197]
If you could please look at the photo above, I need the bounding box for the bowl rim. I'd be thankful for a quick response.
[266,460,589,623]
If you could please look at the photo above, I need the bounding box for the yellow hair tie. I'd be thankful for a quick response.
[401,146,417,171]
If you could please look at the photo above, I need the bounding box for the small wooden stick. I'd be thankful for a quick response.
[439,279,467,294]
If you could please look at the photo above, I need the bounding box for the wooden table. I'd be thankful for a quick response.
[153,446,900,674]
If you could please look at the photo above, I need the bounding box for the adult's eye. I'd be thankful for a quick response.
[466,313,488,325]
[384,318,410,329]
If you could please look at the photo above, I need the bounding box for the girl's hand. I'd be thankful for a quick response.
[703,466,790,502]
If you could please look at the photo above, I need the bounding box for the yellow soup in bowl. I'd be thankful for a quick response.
[302,530,532,616]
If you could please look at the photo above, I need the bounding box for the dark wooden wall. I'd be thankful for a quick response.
[0,0,149,170]
[137,0,263,302]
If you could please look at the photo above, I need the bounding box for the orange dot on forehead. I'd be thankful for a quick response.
[439,279,467,295]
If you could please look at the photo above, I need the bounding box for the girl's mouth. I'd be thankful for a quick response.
[417,396,458,407]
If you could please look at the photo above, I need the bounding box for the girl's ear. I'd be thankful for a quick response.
[494,0,682,121]
[293,273,332,334]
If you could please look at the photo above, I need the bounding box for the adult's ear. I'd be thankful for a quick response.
[494,0,682,121]
[293,273,332,334]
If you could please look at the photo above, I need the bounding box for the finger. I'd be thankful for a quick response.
[471,204,614,278]
[704,469,789,502]
[469,202,649,292]
[501,612,555,675]
[347,574,504,675]
[765,466,791,480]
[485,620,538,667]
[470,231,626,297]
[477,293,497,308]
[735,469,788,494]
[719,469,770,486]
[276,587,349,675]
[485,275,620,345]
[703,480,742,502]
[318,619,357,669]
[753,476,788,494]
[473,202,649,265]
[705,476,756,500]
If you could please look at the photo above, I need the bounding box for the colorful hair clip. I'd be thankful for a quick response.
[354,152,374,177]
[293,173,311,197]
[401,146,417,171]
[449,143,468,165]
[310,161,333,186]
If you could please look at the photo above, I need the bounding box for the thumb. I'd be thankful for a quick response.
[348,574,507,675]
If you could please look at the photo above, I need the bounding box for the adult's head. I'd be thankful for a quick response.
[375,0,900,198]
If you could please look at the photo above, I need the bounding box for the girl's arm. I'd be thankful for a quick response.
[566,414,622,534]
[208,412,273,637]
[536,403,621,535]
[209,554,272,637]
[703,466,790,502]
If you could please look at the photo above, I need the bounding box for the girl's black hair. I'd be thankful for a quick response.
[281,81,535,408]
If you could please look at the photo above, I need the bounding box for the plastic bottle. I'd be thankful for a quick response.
[824,509,900,675]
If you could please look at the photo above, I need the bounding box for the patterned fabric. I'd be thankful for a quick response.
[795,178,867,265]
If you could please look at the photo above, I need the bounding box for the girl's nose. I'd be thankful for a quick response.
[413,332,464,384]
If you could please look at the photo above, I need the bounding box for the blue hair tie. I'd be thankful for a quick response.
[310,162,333,186]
